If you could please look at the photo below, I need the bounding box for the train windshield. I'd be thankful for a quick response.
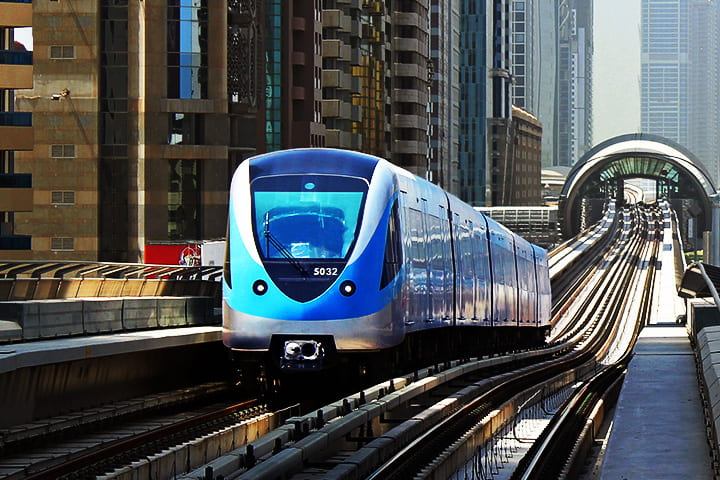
[251,174,368,260]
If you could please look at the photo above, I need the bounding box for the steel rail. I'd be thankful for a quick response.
[513,206,663,480]
[367,205,659,480]
[22,399,263,480]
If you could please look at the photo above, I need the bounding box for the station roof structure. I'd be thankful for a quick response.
[559,133,717,237]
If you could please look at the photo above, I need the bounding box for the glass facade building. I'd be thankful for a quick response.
[429,0,460,195]
[510,0,540,115]
[688,0,720,186]
[556,0,593,167]
[458,0,489,206]
[265,0,282,151]
[641,0,689,146]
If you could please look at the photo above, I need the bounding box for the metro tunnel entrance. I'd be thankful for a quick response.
[558,134,717,250]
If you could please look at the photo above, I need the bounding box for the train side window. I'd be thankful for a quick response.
[380,200,403,289]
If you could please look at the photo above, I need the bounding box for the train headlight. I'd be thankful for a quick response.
[339,280,356,296]
[284,341,302,359]
[283,340,322,361]
[252,279,268,295]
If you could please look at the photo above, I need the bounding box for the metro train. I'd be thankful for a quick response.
[222,148,551,375]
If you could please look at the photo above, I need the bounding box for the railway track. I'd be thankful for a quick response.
[0,383,284,480]
[0,203,669,480]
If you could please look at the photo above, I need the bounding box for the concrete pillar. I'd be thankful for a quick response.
[710,194,720,265]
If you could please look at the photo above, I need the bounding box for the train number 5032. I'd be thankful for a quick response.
[313,267,339,276]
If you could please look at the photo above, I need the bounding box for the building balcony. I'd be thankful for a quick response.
[393,62,427,79]
[0,50,33,89]
[322,69,351,89]
[0,112,33,151]
[362,24,383,43]
[291,16,306,31]
[363,0,384,15]
[322,39,351,61]
[291,50,306,65]
[393,12,423,27]
[291,86,306,100]
[393,139,425,155]
[394,88,426,104]
[322,99,352,118]
[0,174,32,212]
[325,129,356,149]
[392,113,424,129]
[393,37,422,52]
[323,10,352,32]
[0,1,32,28]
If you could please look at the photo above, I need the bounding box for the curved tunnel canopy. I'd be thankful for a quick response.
[559,133,717,239]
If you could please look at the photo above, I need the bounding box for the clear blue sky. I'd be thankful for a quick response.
[593,0,641,144]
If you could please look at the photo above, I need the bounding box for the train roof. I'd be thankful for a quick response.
[248,148,382,182]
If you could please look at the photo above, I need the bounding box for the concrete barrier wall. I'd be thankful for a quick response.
[690,299,720,467]
[122,298,159,330]
[696,325,720,456]
[0,277,220,302]
[0,296,218,343]
[83,298,125,333]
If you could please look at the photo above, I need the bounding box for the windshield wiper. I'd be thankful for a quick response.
[264,213,310,278]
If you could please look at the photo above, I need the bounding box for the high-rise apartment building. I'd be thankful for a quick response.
[458,1,490,206]
[228,0,393,160]
[390,0,431,178]
[429,0,460,195]
[510,0,540,115]
[458,0,547,206]
[556,0,593,166]
[537,2,557,168]
[688,0,720,185]
[0,1,33,258]
[641,0,689,146]
[13,0,440,261]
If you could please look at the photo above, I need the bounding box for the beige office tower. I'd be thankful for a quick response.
[14,1,230,262]
[0,1,34,260]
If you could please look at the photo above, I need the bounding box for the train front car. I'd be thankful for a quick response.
[222,149,404,372]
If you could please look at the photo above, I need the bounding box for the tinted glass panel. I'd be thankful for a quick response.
[252,175,367,259]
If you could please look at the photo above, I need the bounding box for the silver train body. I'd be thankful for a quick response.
[222,148,551,369]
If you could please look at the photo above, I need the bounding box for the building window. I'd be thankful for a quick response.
[167,0,208,99]
[50,144,76,158]
[265,0,282,149]
[51,237,74,251]
[169,113,203,145]
[49,46,75,59]
[168,159,200,240]
[51,191,75,205]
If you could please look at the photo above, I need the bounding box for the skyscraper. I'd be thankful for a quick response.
[556,0,593,166]
[688,0,720,185]
[641,0,689,146]
[510,0,540,115]
[429,0,461,195]
[537,2,557,168]
[16,1,232,261]
[458,0,490,206]
[0,2,33,257]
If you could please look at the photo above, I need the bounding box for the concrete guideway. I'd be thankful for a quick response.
[599,326,712,479]
[0,325,222,375]
[599,209,713,479]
